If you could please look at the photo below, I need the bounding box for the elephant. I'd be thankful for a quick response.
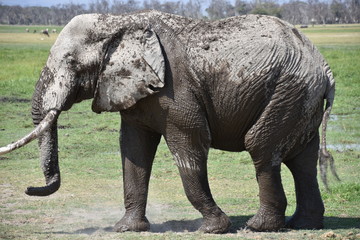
[0,10,337,233]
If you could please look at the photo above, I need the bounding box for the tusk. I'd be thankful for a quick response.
[0,109,59,155]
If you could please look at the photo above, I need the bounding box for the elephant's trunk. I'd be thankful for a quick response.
[25,116,61,196]
[26,71,61,196]
[0,66,62,196]
[0,109,60,196]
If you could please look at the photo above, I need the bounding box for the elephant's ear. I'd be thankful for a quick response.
[92,28,165,113]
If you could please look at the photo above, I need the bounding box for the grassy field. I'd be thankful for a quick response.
[298,24,360,46]
[0,23,359,240]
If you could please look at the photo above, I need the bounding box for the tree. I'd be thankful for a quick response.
[112,0,140,15]
[180,0,202,19]
[160,1,181,15]
[206,0,235,20]
[345,0,360,22]
[1,0,359,25]
[308,0,332,24]
[143,0,162,11]
[331,0,347,23]
[250,0,282,18]
[89,0,110,14]
[282,0,309,24]
[234,0,252,16]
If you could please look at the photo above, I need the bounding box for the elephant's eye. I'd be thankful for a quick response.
[65,56,80,71]
[144,29,153,38]
[66,56,75,64]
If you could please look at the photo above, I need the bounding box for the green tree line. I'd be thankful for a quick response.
[0,0,359,25]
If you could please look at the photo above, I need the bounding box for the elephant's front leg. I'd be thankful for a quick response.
[166,127,231,233]
[114,120,161,232]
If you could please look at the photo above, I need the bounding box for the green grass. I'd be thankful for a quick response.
[1,24,360,239]
[0,25,63,34]
[297,24,360,46]
[318,46,360,146]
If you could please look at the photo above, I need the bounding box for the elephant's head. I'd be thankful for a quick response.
[0,13,165,196]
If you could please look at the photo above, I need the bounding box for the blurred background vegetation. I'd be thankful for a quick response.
[0,0,359,25]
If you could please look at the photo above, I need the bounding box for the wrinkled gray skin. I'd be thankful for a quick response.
[26,10,336,233]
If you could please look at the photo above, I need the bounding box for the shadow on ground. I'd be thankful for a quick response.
[324,216,360,229]
[38,216,359,235]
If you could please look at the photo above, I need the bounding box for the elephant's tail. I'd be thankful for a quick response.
[319,63,340,190]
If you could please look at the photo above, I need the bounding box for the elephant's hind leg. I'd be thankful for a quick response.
[244,82,311,231]
[245,160,287,231]
[244,123,289,231]
[284,133,324,229]
[244,134,288,232]
[114,120,161,232]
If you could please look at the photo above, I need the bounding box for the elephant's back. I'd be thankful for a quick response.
[184,14,325,88]
[184,15,295,52]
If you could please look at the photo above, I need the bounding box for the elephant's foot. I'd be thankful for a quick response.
[246,208,285,231]
[114,215,150,232]
[285,212,323,229]
[198,213,232,234]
